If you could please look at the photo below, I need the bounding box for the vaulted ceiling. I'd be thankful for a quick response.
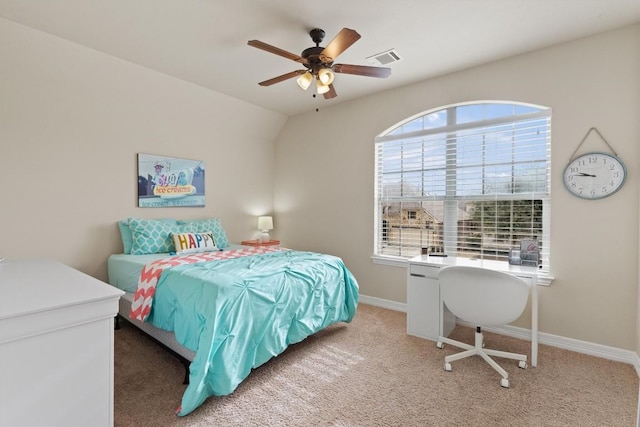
[1,0,639,116]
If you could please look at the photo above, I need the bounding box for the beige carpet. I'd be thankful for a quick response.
[114,304,638,426]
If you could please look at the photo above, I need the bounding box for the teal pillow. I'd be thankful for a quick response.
[118,220,133,254]
[128,218,181,255]
[178,218,229,249]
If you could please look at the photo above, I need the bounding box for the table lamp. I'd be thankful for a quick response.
[257,216,273,242]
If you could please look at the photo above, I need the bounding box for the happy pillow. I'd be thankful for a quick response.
[177,218,229,249]
[172,232,218,254]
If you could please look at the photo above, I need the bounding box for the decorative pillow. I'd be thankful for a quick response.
[128,218,181,255]
[178,218,230,249]
[172,232,218,254]
[118,220,133,254]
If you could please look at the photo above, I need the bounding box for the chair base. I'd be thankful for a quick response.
[437,327,527,388]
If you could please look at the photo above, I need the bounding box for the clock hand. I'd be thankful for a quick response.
[574,172,597,177]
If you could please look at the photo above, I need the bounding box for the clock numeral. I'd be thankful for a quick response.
[602,187,608,193]
[589,156,598,163]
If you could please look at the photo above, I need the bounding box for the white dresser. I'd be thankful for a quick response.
[0,259,124,427]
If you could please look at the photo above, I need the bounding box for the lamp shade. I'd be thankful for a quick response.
[318,68,334,85]
[257,216,273,231]
[296,72,313,90]
[316,79,330,94]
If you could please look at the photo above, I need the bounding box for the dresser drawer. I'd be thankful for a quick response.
[408,264,440,278]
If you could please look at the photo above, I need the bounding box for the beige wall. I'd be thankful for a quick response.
[2,16,639,352]
[275,24,640,350]
[0,18,287,280]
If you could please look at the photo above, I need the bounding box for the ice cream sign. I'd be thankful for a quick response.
[152,166,196,198]
[138,153,206,208]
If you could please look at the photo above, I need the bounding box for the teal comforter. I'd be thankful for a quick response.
[146,249,359,416]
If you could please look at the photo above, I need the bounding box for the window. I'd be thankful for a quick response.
[374,102,551,271]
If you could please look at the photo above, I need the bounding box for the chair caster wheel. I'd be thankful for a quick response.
[444,362,452,372]
[436,342,444,349]
[518,361,527,369]
[500,378,510,388]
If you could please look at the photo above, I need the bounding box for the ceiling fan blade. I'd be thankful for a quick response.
[258,70,307,86]
[323,84,337,99]
[333,63,391,78]
[248,40,309,65]
[320,28,361,62]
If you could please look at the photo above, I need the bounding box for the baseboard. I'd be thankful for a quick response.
[359,294,640,373]
[359,294,406,313]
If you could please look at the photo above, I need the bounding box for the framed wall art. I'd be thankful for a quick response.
[137,153,205,207]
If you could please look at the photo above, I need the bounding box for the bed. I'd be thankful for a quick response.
[108,242,359,416]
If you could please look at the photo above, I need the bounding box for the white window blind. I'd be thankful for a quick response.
[375,102,551,271]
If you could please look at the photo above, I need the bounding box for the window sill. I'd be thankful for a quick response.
[370,254,408,268]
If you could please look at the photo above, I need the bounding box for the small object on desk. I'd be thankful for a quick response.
[428,253,448,257]
[508,248,521,265]
[520,240,539,267]
[241,239,280,247]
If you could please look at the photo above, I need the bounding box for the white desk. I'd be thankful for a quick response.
[407,255,545,367]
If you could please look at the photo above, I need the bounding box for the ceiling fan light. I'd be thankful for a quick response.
[318,68,334,85]
[316,79,330,94]
[296,71,313,90]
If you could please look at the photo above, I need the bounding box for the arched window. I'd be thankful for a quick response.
[374,101,551,271]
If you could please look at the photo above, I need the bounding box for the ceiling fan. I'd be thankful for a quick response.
[247,27,391,99]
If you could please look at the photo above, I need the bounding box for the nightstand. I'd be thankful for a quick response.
[241,239,280,247]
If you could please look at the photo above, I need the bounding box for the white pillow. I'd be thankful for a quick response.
[171,232,218,254]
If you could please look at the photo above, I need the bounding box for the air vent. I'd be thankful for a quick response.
[366,49,402,66]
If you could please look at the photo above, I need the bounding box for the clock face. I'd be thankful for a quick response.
[563,152,627,199]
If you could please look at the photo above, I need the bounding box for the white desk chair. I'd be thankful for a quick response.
[436,265,530,388]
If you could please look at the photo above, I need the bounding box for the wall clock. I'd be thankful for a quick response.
[562,151,627,200]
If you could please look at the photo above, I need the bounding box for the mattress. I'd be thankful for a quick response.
[108,244,247,293]
[108,253,168,293]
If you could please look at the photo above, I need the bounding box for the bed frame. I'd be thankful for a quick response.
[116,292,194,383]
